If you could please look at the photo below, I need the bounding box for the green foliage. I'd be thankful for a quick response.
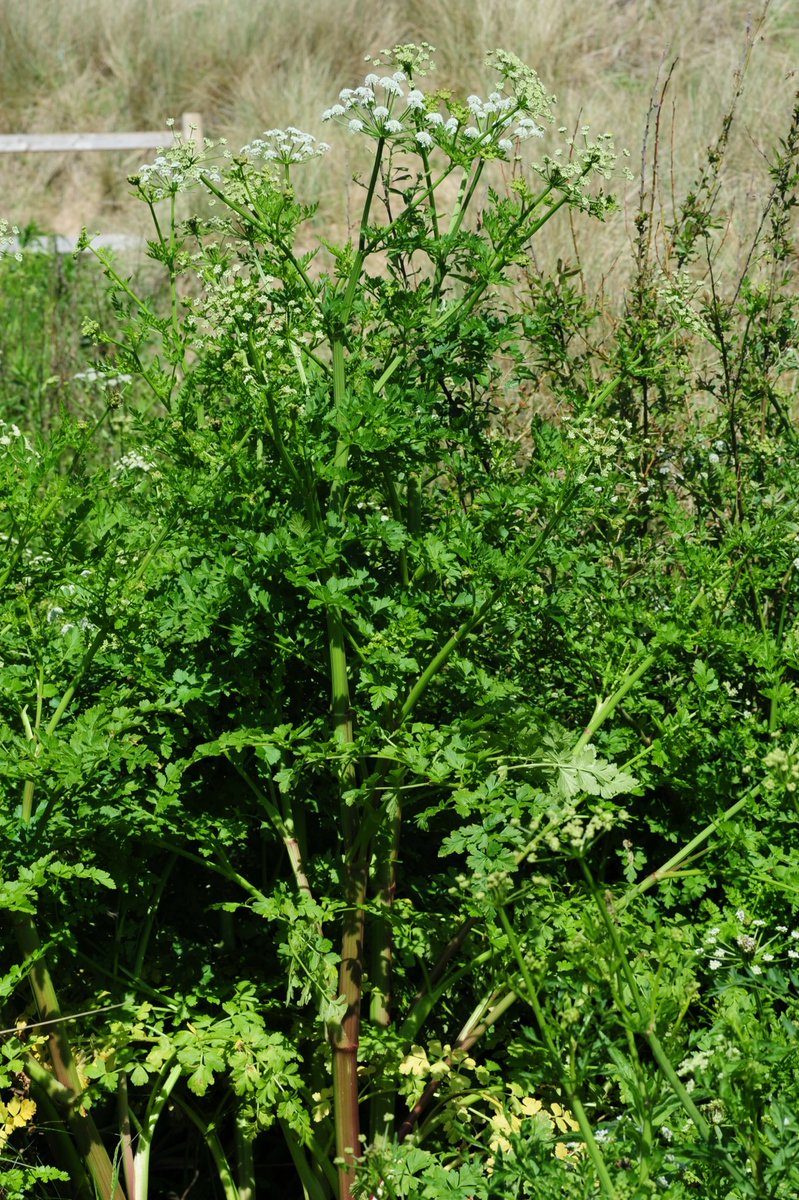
[2,39,799,1200]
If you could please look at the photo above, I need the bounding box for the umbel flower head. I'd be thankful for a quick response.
[320,41,559,164]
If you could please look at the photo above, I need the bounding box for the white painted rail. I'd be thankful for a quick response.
[0,112,203,154]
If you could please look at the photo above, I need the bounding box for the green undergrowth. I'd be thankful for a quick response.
[2,40,799,1200]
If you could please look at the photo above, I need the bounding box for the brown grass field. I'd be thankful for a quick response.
[1,0,797,292]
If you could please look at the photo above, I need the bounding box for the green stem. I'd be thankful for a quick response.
[235,1113,256,1200]
[579,858,712,1141]
[279,1120,333,1200]
[19,978,126,1199]
[133,1060,182,1200]
[326,602,366,1200]
[367,790,401,1149]
[117,1073,136,1200]
[27,1066,94,1200]
[228,759,314,899]
[498,907,619,1198]
[397,989,518,1142]
[619,783,758,910]
[174,1097,240,1200]
[573,654,657,755]
[133,856,176,980]
[148,838,268,904]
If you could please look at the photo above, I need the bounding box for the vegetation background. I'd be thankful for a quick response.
[1,0,798,278]
[4,4,799,1199]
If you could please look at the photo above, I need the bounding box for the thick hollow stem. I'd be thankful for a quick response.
[326,601,366,1199]
[367,792,401,1147]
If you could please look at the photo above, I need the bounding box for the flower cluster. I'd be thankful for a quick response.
[322,71,420,139]
[0,218,22,262]
[131,130,221,202]
[73,368,133,389]
[189,259,322,386]
[241,127,329,166]
[113,451,157,475]
[698,907,799,977]
[656,270,719,345]
[0,418,37,459]
[321,44,553,162]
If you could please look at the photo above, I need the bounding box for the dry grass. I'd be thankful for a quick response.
[1,0,797,292]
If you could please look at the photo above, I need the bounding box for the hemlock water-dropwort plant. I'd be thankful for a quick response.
[13,36,799,1200]
[1,43,641,1200]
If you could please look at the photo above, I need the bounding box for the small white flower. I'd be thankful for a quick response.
[415,131,434,149]
[373,106,390,120]
[385,120,403,135]
[498,138,513,154]
[379,76,403,96]
[47,606,65,624]
[709,959,723,970]
[348,119,364,134]
[752,919,765,928]
[750,964,762,975]
[789,949,799,959]
[364,73,378,86]
[425,112,444,127]
[791,930,799,939]
[321,104,346,121]
[515,117,544,140]
[736,909,746,923]
[763,953,774,962]
[115,451,156,473]
[777,925,788,933]
[463,126,481,140]
[406,89,425,110]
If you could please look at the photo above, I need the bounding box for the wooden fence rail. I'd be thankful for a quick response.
[0,112,203,155]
